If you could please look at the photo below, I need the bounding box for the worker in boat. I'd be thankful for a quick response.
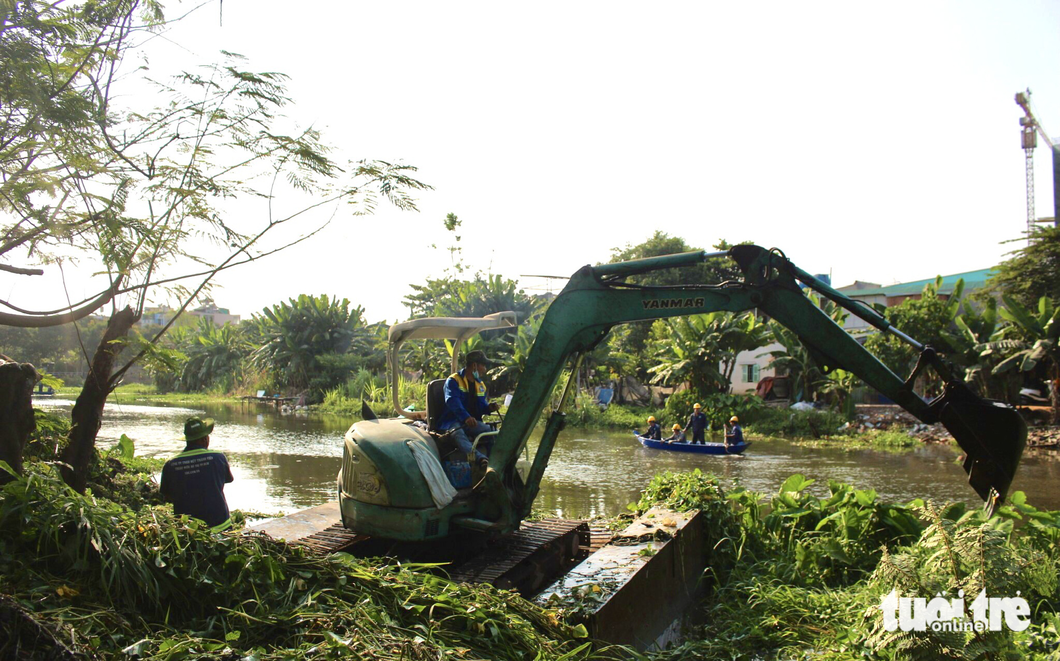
[664,423,686,443]
[645,415,662,440]
[725,416,744,447]
[439,350,501,470]
[160,417,234,531]
[685,402,708,445]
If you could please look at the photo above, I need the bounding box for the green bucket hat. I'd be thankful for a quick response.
[184,417,215,442]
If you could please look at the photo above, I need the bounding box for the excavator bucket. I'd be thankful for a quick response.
[931,381,1027,511]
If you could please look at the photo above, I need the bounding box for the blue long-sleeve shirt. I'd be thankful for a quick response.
[726,424,744,445]
[686,411,708,434]
[438,368,490,431]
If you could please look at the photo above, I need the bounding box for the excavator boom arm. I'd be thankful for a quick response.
[491,245,1024,518]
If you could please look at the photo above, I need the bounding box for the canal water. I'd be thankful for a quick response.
[34,398,1060,518]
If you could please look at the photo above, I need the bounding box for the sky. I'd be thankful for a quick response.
[7,1,1060,324]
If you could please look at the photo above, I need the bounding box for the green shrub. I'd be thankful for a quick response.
[23,408,71,462]
[861,429,918,449]
[560,392,664,430]
[746,407,849,439]
[638,473,1060,660]
[665,390,765,429]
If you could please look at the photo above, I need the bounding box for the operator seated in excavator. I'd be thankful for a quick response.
[438,350,501,472]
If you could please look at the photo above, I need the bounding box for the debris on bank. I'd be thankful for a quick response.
[848,405,1060,447]
[841,408,954,443]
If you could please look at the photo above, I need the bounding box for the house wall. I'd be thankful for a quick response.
[729,341,781,394]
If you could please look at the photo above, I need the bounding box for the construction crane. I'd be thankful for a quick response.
[1015,90,1058,238]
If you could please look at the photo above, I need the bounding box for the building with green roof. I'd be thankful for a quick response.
[834,268,994,333]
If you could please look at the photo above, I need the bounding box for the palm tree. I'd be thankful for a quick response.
[252,295,367,391]
[179,319,251,392]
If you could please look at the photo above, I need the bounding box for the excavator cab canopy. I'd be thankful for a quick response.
[387,311,518,418]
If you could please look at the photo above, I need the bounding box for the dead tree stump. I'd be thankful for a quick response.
[0,359,39,483]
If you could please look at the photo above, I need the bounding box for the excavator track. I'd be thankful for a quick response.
[447,518,587,594]
[298,523,369,554]
[292,517,612,598]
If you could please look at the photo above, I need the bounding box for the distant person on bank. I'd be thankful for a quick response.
[160,417,234,531]
[685,402,708,445]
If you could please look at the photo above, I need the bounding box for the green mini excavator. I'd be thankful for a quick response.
[337,245,1027,541]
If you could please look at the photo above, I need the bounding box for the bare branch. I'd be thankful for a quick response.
[0,264,44,276]
[0,276,123,327]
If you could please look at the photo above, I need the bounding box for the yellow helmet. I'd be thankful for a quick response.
[672,424,682,431]
[730,416,739,423]
[647,416,656,423]
[693,403,701,409]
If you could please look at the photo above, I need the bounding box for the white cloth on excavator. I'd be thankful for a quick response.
[408,440,457,509]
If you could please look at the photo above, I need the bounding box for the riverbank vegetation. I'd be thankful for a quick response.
[0,462,605,660]
[636,470,1060,659]
[3,422,1056,658]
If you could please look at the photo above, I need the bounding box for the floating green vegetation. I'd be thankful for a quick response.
[636,470,1060,660]
[788,429,937,454]
[0,461,617,660]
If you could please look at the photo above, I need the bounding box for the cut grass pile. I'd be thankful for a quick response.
[0,461,618,660]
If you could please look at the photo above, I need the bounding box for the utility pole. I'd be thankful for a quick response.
[1015,90,1060,238]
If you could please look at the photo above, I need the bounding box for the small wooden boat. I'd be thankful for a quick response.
[33,383,55,397]
[633,432,751,455]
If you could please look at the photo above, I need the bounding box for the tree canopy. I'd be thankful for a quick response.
[987,226,1060,308]
[0,1,429,489]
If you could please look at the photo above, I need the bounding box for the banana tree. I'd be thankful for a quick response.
[761,293,849,403]
[991,295,1060,423]
[648,311,767,395]
[763,322,824,403]
[488,314,542,389]
[945,298,1019,402]
[818,369,860,419]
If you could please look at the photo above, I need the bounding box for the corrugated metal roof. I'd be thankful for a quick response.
[844,268,994,298]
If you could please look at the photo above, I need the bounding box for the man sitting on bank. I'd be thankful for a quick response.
[160,417,234,531]
[438,350,501,470]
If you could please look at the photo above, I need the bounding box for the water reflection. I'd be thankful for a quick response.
[33,398,1060,518]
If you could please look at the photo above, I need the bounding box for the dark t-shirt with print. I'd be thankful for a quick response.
[160,448,234,528]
